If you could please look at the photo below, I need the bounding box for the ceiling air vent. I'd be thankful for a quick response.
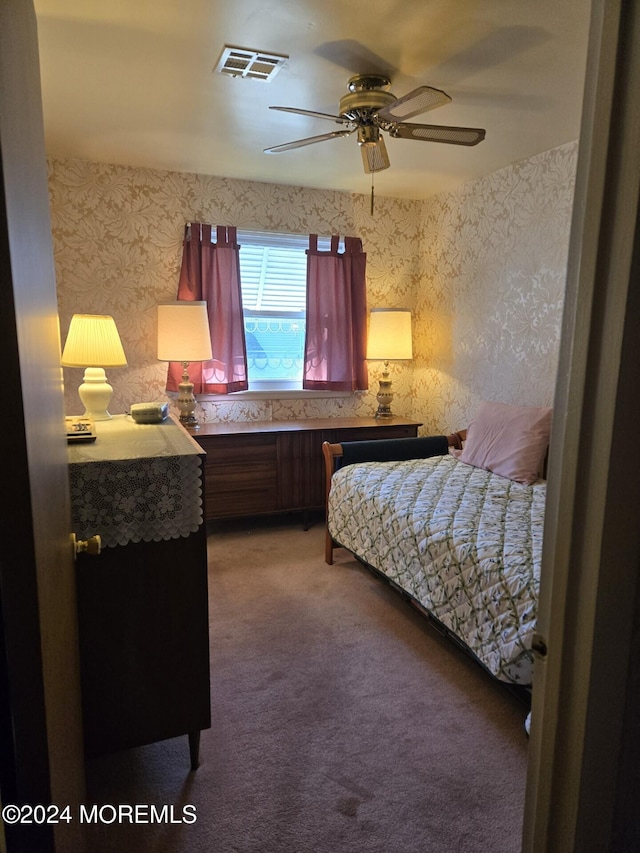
[214,46,288,81]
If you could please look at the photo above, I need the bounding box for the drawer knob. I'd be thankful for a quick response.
[72,533,102,558]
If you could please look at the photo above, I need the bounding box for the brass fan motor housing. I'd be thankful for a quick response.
[346,74,392,93]
[339,74,396,118]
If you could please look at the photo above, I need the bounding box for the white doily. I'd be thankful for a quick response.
[68,415,204,548]
[70,455,203,547]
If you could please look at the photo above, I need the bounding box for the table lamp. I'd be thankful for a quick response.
[157,301,213,429]
[61,313,128,420]
[366,309,413,418]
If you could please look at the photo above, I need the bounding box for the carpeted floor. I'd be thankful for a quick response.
[84,514,529,852]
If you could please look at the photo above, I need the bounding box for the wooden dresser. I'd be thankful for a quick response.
[194,416,422,521]
[68,415,210,770]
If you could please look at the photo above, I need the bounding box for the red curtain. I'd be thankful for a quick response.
[303,234,368,391]
[166,223,248,394]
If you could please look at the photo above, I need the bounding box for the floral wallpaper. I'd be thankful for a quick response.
[414,141,577,433]
[49,158,421,423]
[48,142,577,432]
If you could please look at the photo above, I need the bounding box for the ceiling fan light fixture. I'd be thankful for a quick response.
[361,135,390,173]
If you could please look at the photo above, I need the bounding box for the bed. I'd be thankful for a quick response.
[322,401,551,689]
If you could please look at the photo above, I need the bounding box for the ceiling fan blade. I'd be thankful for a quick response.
[392,123,486,146]
[269,106,351,125]
[264,129,354,154]
[361,134,390,174]
[377,86,452,122]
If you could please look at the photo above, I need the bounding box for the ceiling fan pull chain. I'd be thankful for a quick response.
[371,173,375,216]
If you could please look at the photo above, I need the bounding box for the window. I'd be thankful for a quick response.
[237,230,334,391]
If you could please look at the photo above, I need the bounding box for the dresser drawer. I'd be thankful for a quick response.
[205,485,277,517]
[198,432,277,464]
[204,460,277,516]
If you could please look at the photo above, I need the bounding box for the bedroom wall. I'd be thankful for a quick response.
[49,144,577,431]
[414,141,578,434]
[48,158,421,423]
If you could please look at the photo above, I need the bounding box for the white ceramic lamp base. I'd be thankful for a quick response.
[78,367,114,421]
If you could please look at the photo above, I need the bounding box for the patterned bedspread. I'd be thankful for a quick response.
[327,454,545,685]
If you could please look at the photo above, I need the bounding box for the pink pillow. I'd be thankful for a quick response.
[456,401,552,484]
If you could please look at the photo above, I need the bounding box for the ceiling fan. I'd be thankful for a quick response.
[264,74,486,173]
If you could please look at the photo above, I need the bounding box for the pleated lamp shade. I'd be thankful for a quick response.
[61,314,127,368]
[61,314,127,421]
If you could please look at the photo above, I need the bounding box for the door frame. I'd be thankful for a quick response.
[523,0,640,848]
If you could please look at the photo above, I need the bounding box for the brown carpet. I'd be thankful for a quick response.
[84,514,529,853]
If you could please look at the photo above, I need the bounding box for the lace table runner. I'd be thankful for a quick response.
[68,415,204,547]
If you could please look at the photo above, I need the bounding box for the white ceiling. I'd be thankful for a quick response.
[33,0,592,201]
